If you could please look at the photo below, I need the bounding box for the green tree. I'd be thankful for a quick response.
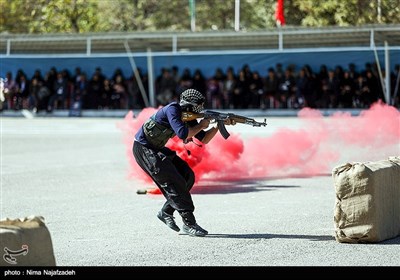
[290,0,400,27]
[1,0,399,34]
[0,0,38,33]
[30,0,99,33]
[98,0,157,32]
[0,0,100,34]
[194,0,277,31]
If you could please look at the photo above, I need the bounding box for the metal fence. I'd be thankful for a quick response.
[1,25,399,56]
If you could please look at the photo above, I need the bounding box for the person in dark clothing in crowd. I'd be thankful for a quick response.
[132,89,235,237]
[15,74,30,110]
[47,72,67,112]
[28,78,41,112]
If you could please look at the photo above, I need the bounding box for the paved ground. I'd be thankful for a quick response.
[1,116,399,267]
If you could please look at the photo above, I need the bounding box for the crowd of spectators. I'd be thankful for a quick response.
[1,62,399,113]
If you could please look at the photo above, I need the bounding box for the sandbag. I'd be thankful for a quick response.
[332,156,400,243]
[0,216,56,266]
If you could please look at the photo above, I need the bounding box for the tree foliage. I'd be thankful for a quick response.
[0,0,399,34]
[291,0,400,26]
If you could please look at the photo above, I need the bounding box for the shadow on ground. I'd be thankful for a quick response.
[192,183,299,194]
[203,233,334,241]
[373,236,400,245]
[191,173,332,195]
[202,233,400,244]
[143,173,330,195]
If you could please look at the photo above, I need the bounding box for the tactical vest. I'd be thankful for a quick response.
[143,115,176,149]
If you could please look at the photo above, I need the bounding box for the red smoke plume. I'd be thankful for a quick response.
[117,102,400,193]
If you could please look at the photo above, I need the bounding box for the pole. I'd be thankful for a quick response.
[124,40,150,108]
[235,0,240,31]
[377,0,382,23]
[372,41,386,102]
[393,69,400,106]
[147,48,155,108]
[189,0,196,32]
[384,41,390,105]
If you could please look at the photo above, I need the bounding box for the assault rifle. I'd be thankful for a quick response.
[182,110,267,139]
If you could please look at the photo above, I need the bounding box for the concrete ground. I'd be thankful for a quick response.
[1,116,399,267]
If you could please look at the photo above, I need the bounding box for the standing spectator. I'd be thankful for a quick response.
[156,68,176,106]
[334,65,344,84]
[353,75,369,108]
[222,68,236,109]
[1,72,18,110]
[86,73,103,109]
[277,69,295,108]
[338,71,355,108]
[295,68,308,108]
[71,73,88,111]
[176,68,192,94]
[275,63,284,82]
[248,71,264,108]
[72,67,82,84]
[61,69,73,109]
[15,69,27,85]
[46,67,58,95]
[111,75,127,109]
[348,63,359,80]
[99,79,112,109]
[263,68,279,109]
[316,65,329,105]
[95,67,106,84]
[242,64,253,81]
[36,82,51,112]
[112,68,125,83]
[303,65,318,108]
[209,68,225,108]
[361,63,372,77]
[206,77,221,109]
[171,66,180,84]
[28,78,41,112]
[126,70,142,109]
[241,64,253,108]
[47,72,67,112]
[140,73,150,107]
[233,70,248,109]
[319,70,340,108]
[191,69,207,98]
[364,70,380,106]
[31,69,44,84]
[15,74,29,110]
[213,68,226,83]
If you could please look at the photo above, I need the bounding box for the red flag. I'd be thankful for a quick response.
[275,0,285,26]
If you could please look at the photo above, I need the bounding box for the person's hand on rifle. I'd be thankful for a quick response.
[199,118,211,129]
[224,118,236,126]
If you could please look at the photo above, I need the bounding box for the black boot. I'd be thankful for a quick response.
[180,212,208,237]
[157,211,180,232]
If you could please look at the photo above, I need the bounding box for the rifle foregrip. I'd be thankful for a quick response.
[217,120,230,139]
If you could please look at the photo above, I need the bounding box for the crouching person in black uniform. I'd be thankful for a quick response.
[133,89,235,237]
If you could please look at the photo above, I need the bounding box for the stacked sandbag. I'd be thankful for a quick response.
[332,156,400,243]
[0,216,56,266]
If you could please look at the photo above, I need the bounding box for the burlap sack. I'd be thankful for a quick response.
[332,156,400,243]
[0,216,56,266]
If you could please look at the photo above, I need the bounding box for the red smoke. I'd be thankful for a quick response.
[117,102,400,193]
